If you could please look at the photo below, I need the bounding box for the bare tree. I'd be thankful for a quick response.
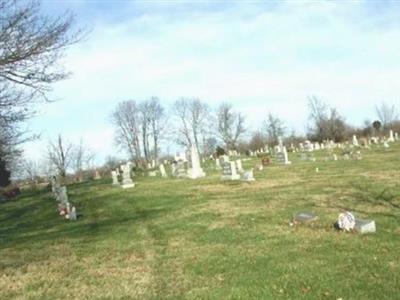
[307,96,348,142]
[0,0,82,183]
[71,139,95,180]
[173,98,209,152]
[139,101,151,163]
[47,134,74,178]
[375,102,399,130]
[217,103,246,149]
[264,112,285,145]
[111,100,142,163]
[0,1,81,151]
[147,97,165,162]
[248,131,266,151]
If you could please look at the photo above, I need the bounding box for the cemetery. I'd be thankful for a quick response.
[1,1,400,299]
[0,140,399,299]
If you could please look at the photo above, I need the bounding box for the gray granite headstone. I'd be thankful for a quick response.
[354,219,376,234]
[294,212,318,223]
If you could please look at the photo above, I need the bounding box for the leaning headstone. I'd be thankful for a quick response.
[187,145,206,179]
[111,171,119,185]
[354,219,376,234]
[56,186,69,204]
[221,161,240,181]
[293,212,318,224]
[120,163,135,189]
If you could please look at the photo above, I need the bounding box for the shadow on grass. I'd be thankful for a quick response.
[350,182,400,209]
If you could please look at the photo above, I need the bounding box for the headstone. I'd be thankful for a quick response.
[159,164,167,177]
[352,135,359,146]
[175,160,187,178]
[304,140,314,152]
[94,170,101,180]
[148,171,157,177]
[261,157,271,166]
[235,159,244,173]
[221,161,240,180]
[69,206,77,221]
[276,146,291,165]
[293,212,318,224]
[388,130,395,142]
[242,168,255,182]
[111,171,119,185]
[215,158,222,170]
[337,211,355,231]
[171,163,177,176]
[354,219,376,234]
[278,137,283,152]
[56,186,69,204]
[187,145,206,179]
[383,141,389,148]
[394,132,399,141]
[120,163,135,189]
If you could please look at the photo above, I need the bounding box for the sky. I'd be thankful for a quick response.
[24,0,400,165]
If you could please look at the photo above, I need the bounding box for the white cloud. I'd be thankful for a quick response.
[23,1,400,162]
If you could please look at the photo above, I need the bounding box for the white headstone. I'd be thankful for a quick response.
[187,145,206,179]
[242,168,255,182]
[69,206,77,221]
[215,158,221,170]
[221,161,241,181]
[121,163,135,189]
[337,212,355,231]
[159,164,167,177]
[354,219,376,234]
[235,159,244,173]
[111,171,119,185]
[388,130,395,142]
[352,135,359,146]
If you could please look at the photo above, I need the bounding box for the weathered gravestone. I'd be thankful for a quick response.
[235,159,244,173]
[242,168,255,182]
[221,161,240,181]
[175,161,187,178]
[111,170,119,185]
[293,212,318,224]
[159,164,167,178]
[276,147,291,165]
[187,145,206,179]
[120,163,135,189]
[354,219,376,234]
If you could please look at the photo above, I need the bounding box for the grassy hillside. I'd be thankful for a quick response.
[1,144,399,299]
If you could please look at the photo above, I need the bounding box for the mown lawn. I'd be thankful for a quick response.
[1,143,399,299]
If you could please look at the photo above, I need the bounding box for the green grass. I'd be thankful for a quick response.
[1,143,400,299]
